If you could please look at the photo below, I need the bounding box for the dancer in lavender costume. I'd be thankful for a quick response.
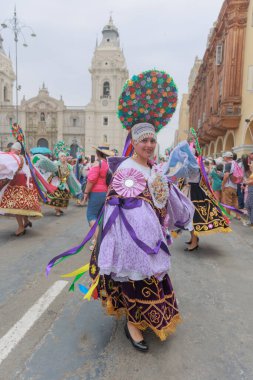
[47,70,194,352]
[89,122,194,352]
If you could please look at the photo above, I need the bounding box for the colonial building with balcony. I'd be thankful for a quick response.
[188,0,253,157]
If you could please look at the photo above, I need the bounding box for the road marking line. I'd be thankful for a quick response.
[0,280,68,365]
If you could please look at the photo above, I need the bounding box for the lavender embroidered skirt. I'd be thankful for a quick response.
[90,248,181,341]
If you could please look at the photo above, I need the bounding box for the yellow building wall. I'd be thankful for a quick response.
[177,93,189,143]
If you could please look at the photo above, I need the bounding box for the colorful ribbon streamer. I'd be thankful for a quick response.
[190,128,202,156]
[46,206,105,275]
[122,132,134,157]
[83,276,99,300]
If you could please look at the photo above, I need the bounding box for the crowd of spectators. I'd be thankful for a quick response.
[204,151,253,227]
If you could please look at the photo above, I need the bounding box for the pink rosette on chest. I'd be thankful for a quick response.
[112,168,146,198]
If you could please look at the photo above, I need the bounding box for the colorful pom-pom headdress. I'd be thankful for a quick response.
[118,69,178,156]
[11,123,26,147]
[53,141,70,159]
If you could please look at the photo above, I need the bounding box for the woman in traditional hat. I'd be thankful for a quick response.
[0,141,42,236]
[47,70,195,351]
[82,144,114,250]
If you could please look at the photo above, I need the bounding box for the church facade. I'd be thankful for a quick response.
[0,17,129,156]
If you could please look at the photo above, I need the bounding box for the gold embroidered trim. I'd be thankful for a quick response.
[194,227,232,236]
[0,208,42,217]
[104,300,182,341]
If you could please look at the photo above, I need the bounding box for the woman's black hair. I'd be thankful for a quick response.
[96,150,107,160]
[216,163,223,171]
[241,154,250,173]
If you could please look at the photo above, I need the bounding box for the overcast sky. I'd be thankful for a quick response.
[1,0,224,152]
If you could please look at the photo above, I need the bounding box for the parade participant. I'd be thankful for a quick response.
[47,70,195,351]
[222,151,243,220]
[75,155,86,205]
[0,142,42,236]
[245,162,253,226]
[82,145,114,250]
[210,162,224,201]
[165,137,231,251]
[33,141,81,216]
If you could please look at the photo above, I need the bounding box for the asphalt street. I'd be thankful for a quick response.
[0,202,253,380]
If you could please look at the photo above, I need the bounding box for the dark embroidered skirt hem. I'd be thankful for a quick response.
[102,297,182,341]
[190,181,231,235]
[46,189,71,208]
[97,273,181,341]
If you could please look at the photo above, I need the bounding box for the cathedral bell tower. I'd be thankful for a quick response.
[85,17,129,155]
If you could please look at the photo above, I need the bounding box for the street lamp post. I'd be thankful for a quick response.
[1,7,36,123]
[0,135,8,151]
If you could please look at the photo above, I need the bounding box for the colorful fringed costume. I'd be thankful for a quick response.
[164,140,231,235]
[88,157,194,340]
[33,154,81,208]
[0,152,42,217]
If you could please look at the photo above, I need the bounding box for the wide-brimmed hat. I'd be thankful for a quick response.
[92,144,115,157]
[222,151,233,158]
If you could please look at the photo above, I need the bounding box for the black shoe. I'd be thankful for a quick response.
[184,245,199,252]
[24,221,32,228]
[185,237,199,245]
[15,229,26,237]
[124,323,148,352]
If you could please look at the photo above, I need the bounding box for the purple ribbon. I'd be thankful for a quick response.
[122,133,134,157]
[102,197,170,256]
[25,152,47,203]
[46,205,105,275]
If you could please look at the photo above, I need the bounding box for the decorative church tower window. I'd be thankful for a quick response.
[103,81,110,97]
[85,17,129,155]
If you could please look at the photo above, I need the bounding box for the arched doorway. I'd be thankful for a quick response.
[224,133,234,152]
[37,138,49,147]
[70,143,78,158]
[209,141,215,156]
[244,122,253,145]
[215,138,223,156]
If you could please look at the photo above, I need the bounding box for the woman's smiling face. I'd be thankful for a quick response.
[132,136,157,160]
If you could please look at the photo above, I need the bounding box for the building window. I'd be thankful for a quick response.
[103,81,110,96]
[40,112,45,122]
[9,117,13,126]
[103,134,107,143]
[216,44,223,65]
[247,66,253,91]
[73,118,77,127]
[103,117,108,126]
[3,86,8,101]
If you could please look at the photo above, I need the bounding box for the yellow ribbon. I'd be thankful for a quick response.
[83,276,99,301]
[60,263,90,278]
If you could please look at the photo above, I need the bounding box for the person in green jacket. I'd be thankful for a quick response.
[210,162,224,201]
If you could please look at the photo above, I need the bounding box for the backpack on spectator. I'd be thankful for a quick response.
[230,161,244,184]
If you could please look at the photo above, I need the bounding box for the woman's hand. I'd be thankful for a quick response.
[83,193,89,203]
